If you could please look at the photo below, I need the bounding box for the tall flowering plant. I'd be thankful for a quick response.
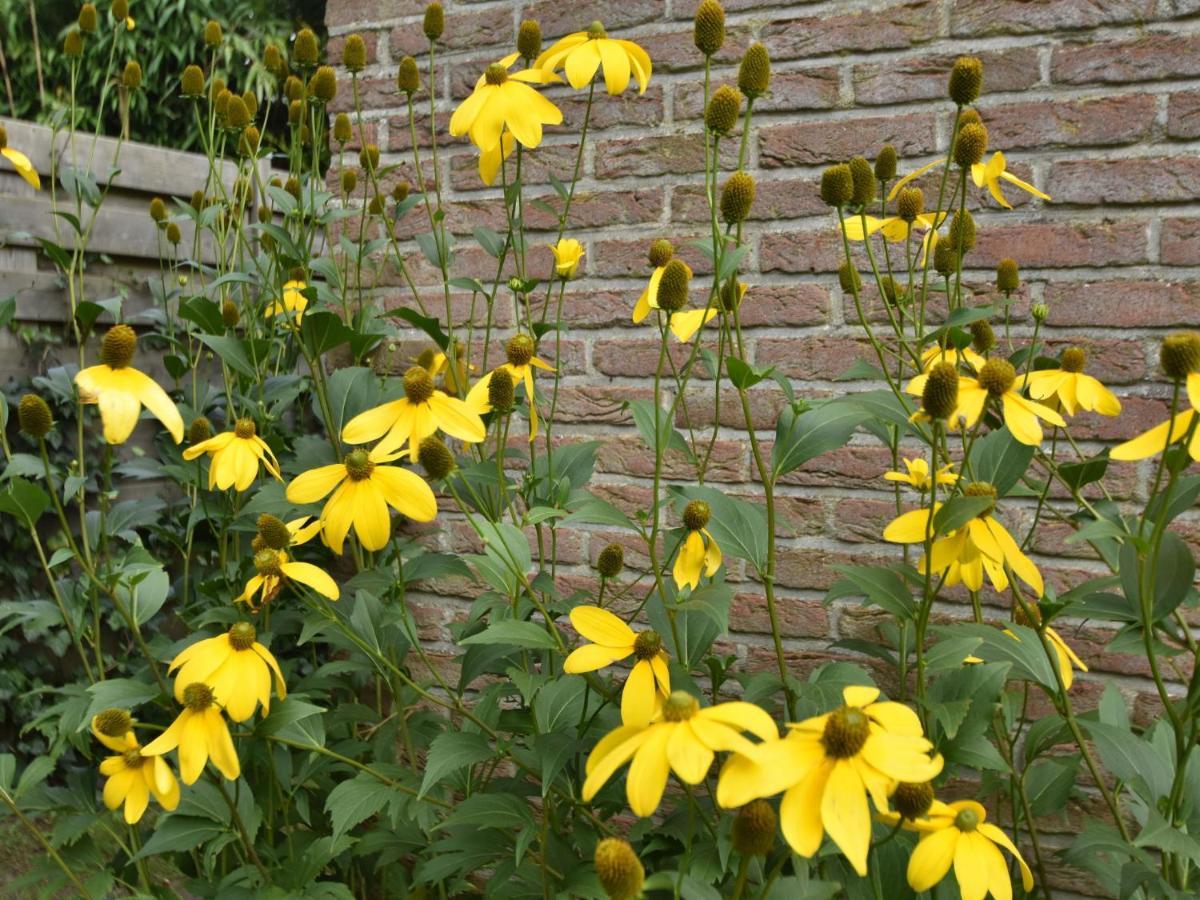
[1,2,1198,898]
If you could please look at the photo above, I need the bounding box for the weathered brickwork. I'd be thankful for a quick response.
[325,2,1200,886]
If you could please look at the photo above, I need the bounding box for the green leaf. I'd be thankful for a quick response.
[1025,756,1079,817]
[1152,532,1196,622]
[325,774,391,841]
[725,356,774,390]
[134,817,224,859]
[388,307,450,351]
[437,793,534,832]
[670,485,768,574]
[82,678,161,725]
[1083,721,1173,801]
[677,583,732,634]
[0,296,16,329]
[178,296,225,334]
[257,697,326,737]
[563,493,638,531]
[772,400,867,479]
[196,334,259,379]
[1058,453,1109,492]
[74,297,122,332]
[473,226,505,259]
[459,620,559,651]
[932,496,995,535]
[418,732,493,798]
[968,427,1033,496]
[0,477,49,526]
[826,564,916,620]
[629,398,691,458]
[939,623,1057,689]
[301,310,354,356]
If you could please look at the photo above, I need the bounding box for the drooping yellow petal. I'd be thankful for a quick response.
[369,464,438,522]
[883,507,935,544]
[287,464,347,504]
[1111,410,1195,461]
[621,658,658,728]
[954,831,992,900]
[821,759,872,876]
[977,822,1034,891]
[2,147,40,189]
[908,828,959,892]
[779,759,834,857]
[569,605,636,648]
[280,560,340,600]
[563,642,631,673]
[887,158,945,201]
[666,722,714,784]
[625,724,672,816]
[129,369,184,443]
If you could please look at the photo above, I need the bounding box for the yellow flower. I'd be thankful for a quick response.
[672,500,722,591]
[562,606,670,728]
[75,325,183,445]
[142,683,240,785]
[973,151,1050,210]
[0,126,40,189]
[550,237,584,278]
[168,623,286,722]
[182,418,282,491]
[884,457,958,492]
[583,691,777,817]
[907,357,1065,446]
[883,485,1044,598]
[668,307,719,343]
[450,54,562,155]
[842,210,946,264]
[1004,625,1087,690]
[1025,350,1120,418]
[465,334,555,440]
[342,365,486,461]
[265,280,308,320]
[479,130,517,185]
[1111,372,1200,462]
[94,729,181,824]
[285,446,438,554]
[716,685,943,877]
[126,16,135,30]
[920,343,985,374]
[535,21,652,95]
[904,800,1034,900]
[238,516,336,607]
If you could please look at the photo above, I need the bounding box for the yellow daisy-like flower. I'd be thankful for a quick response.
[449,55,562,155]
[550,237,585,278]
[973,151,1050,210]
[182,418,282,491]
[75,325,184,445]
[842,210,946,264]
[903,800,1034,900]
[907,357,1065,446]
[0,125,40,189]
[672,500,723,591]
[343,365,486,462]
[632,265,665,324]
[920,343,986,374]
[562,606,670,728]
[716,685,943,877]
[90,710,181,825]
[535,21,652,95]
[141,683,240,785]
[1025,347,1120,418]
[168,623,286,723]
[285,446,438,554]
[238,515,335,607]
[883,484,1044,598]
[1111,372,1200,462]
[265,280,308,320]
[884,457,958,492]
[583,691,777,817]
[479,130,516,186]
[465,334,555,440]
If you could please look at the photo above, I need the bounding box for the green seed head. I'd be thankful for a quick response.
[648,239,674,268]
[663,690,700,722]
[487,367,515,412]
[182,682,215,711]
[737,43,771,100]
[693,0,726,56]
[970,319,996,354]
[397,56,421,93]
[657,260,692,312]
[1160,332,1200,381]
[820,164,853,208]
[18,394,53,439]
[949,210,976,252]
[893,782,936,820]
[922,362,959,421]
[597,543,624,578]
[256,514,292,550]
[683,500,710,531]
[978,358,1015,398]
[731,799,777,857]
[228,621,257,651]
[343,34,367,72]
[359,144,380,172]
[310,66,338,104]
[293,27,319,68]
[506,333,535,367]
[964,481,998,518]
[423,2,445,41]
[122,59,142,90]
[821,706,870,758]
[955,123,988,169]
[874,144,897,182]
[94,707,133,737]
[848,155,876,208]
[65,30,84,58]
[594,837,644,900]
[948,56,984,106]
[100,324,137,369]
[954,806,981,832]
[838,261,861,295]
[705,85,742,136]
[343,448,375,481]
[418,436,455,480]
[720,171,756,224]
[518,20,542,62]
[896,186,924,222]
[181,64,205,97]
[1061,346,1086,374]
[203,20,223,48]
[333,113,353,145]
[188,416,212,444]
[78,4,99,34]
[996,258,1020,293]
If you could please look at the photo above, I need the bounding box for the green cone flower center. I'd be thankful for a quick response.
[234,417,257,439]
[95,707,132,737]
[821,706,870,759]
[506,334,534,367]
[228,621,257,650]
[182,682,215,711]
[484,64,508,86]
[964,481,997,518]
[100,325,137,369]
[633,630,663,661]
[1061,347,1086,374]
[587,20,607,39]
[978,358,1016,397]
[683,500,710,532]
[954,807,980,832]
[893,781,935,820]
[122,749,146,769]
[256,514,291,550]
[663,691,700,722]
[344,449,374,481]
[404,366,435,404]
[254,548,284,577]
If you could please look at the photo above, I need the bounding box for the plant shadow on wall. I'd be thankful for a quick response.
[1,1,1199,898]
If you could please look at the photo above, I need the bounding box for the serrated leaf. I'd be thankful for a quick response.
[418,732,493,798]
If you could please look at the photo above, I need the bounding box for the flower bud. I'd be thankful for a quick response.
[648,239,673,268]
[396,56,420,94]
[970,319,996,354]
[181,64,205,98]
[65,30,84,58]
[737,43,770,100]
[360,144,380,172]
[848,156,876,208]
[203,20,222,49]
[166,222,182,244]
[838,261,861,295]
[254,514,291,550]
[896,187,924,222]
[948,56,984,106]
[958,108,982,129]
[933,241,955,277]
[506,334,535,367]
[954,123,988,169]
[331,113,352,146]
[112,0,128,21]
[122,60,142,90]
[732,800,777,857]
[310,66,338,104]
[594,838,643,900]
[978,358,1016,397]
[343,34,367,73]
[820,164,853,208]
[880,276,905,307]
[874,144,897,182]
[149,196,168,224]
[597,543,624,578]
[392,181,410,203]
[293,27,319,68]
[423,2,445,41]
[893,782,935,820]
[693,0,725,56]
[487,367,515,413]
[18,394,53,439]
[656,259,692,312]
[224,95,251,130]
[367,194,386,215]
[720,171,755,224]
[1031,301,1049,323]
[288,99,302,125]
[922,362,959,421]
[1160,332,1200,381]
[239,126,261,158]
[190,189,206,211]
[996,258,1019,293]
[949,210,975,252]
[285,75,304,102]
[79,4,99,34]
[418,436,455,480]
[341,168,358,194]
[517,20,542,62]
[264,43,284,78]
[705,85,741,135]
[285,176,301,200]
[94,708,133,737]
[221,299,240,328]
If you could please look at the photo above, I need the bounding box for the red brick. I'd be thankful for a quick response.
[730,591,831,639]
[733,283,831,327]
[591,237,713,278]
[762,1,940,60]
[951,0,1155,36]
[761,227,860,275]
[646,27,751,73]
[760,114,937,167]
[1045,280,1200,328]
[1053,34,1200,85]
[675,68,840,119]
[524,0,665,42]
[1168,90,1200,139]
[981,94,1156,150]
[1161,218,1200,265]
[1050,157,1200,206]
[970,220,1149,269]
[674,176,828,225]
[328,0,426,28]
[391,6,512,56]
[595,135,740,179]
[756,336,881,381]
[595,434,746,482]
[853,47,1040,107]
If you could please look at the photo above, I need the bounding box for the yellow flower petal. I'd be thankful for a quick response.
[625,723,672,816]
[780,758,833,857]
[563,642,631,673]
[908,827,959,892]
[821,759,872,876]
[621,658,658,728]
[570,605,635,649]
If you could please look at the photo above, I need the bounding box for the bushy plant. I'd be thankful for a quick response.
[2,3,1199,899]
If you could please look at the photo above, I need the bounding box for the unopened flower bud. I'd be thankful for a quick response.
[970,319,996,354]
[737,43,770,100]
[720,171,755,224]
[360,144,380,172]
[181,64,204,97]
[65,29,84,57]
[922,362,959,420]
[597,543,624,578]
[949,210,975,252]
[487,367,515,412]
[18,394,53,439]
[820,164,853,208]
[948,56,984,106]
[79,4,99,34]
[166,222,182,244]
[310,66,338,104]
[517,20,542,62]
[594,838,643,900]
[874,144,897,182]
[693,0,725,56]
[648,239,673,268]
[656,259,692,312]
[418,436,455,480]
[848,156,875,208]
[341,168,358,194]
[294,28,319,67]
[397,56,420,93]
[203,20,222,48]
[732,800,777,857]
[955,123,988,169]
[1031,302,1049,323]
[343,34,367,73]
[705,85,741,136]
[423,2,444,41]
[838,261,861,295]
[122,60,142,90]
[996,258,1019,293]
[149,196,168,224]
[333,113,352,145]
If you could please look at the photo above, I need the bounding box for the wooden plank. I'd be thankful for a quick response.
[0,269,157,323]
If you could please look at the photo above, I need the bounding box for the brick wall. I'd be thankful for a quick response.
[323,0,1199,882]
